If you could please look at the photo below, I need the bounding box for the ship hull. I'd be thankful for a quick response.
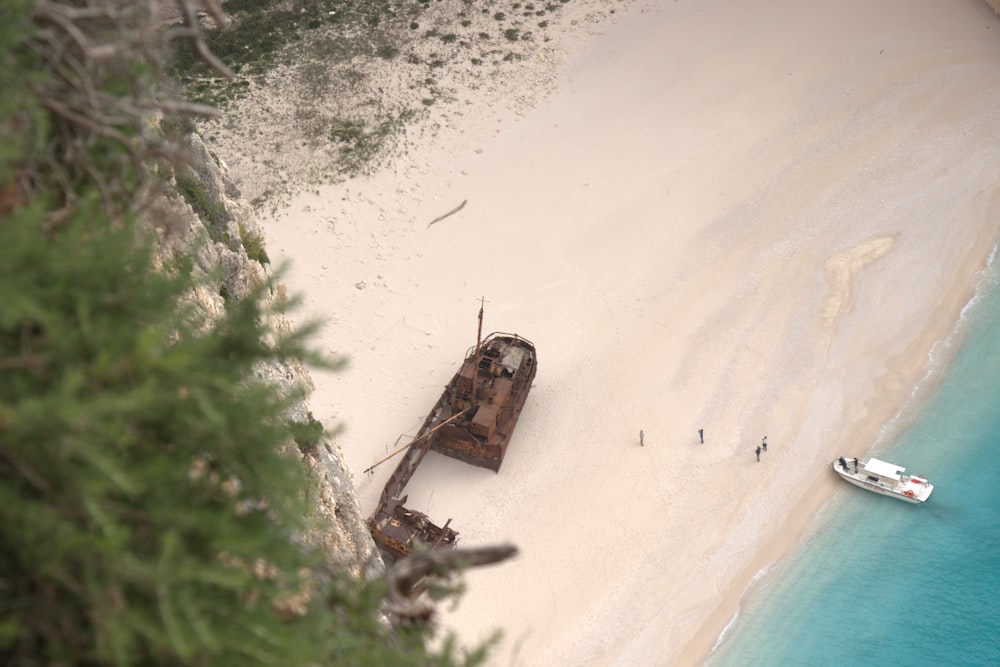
[832,458,933,504]
[428,333,537,472]
[368,327,537,563]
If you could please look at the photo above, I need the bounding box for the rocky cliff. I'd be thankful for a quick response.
[147,129,383,580]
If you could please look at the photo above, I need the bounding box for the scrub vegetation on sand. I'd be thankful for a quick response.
[168,0,632,204]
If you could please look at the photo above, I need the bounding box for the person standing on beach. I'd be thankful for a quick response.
[755,445,761,462]
[698,428,704,444]
[762,435,767,452]
[640,430,644,447]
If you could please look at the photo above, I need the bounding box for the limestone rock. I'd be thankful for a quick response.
[142,128,383,577]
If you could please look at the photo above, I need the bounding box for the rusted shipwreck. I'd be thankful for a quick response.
[367,307,537,562]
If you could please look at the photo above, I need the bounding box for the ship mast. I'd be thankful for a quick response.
[470,297,485,412]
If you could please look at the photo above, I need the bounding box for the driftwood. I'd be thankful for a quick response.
[384,543,518,625]
[427,199,467,227]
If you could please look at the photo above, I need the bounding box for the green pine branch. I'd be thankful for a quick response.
[0,2,493,666]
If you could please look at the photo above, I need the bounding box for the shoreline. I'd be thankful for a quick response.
[680,196,1000,664]
[206,1,1000,664]
[689,247,992,661]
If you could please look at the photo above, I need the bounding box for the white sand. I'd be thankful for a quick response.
[216,0,1000,664]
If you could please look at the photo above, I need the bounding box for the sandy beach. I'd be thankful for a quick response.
[209,0,1000,664]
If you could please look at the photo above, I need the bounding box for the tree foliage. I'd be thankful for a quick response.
[0,2,488,665]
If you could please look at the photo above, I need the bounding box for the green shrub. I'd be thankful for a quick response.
[239,222,270,265]
[291,412,325,454]
[176,173,228,241]
[1,2,491,665]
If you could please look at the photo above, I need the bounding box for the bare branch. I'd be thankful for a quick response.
[24,0,235,216]
[0,354,48,371]
[158,99,221,118]
[0,449,52,494]
[176,0,234,79]
[383,544,518,625]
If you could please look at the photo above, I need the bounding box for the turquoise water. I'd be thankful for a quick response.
[709,256,1000,667]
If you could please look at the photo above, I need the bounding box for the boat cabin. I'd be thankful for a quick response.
[861,457,905,484]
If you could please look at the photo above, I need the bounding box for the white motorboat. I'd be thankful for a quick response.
[832,456,933,504]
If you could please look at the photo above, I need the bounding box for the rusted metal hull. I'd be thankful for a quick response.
[429,333,537,472]
[367,325,537,564]
[366,496,458,562]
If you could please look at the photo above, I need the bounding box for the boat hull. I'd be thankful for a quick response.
[366,495,458,562]
[368,328,537,563]
[832,458,933,504]
[428,333,537,472]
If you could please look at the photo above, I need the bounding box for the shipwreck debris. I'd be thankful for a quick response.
[366,303,537,563]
